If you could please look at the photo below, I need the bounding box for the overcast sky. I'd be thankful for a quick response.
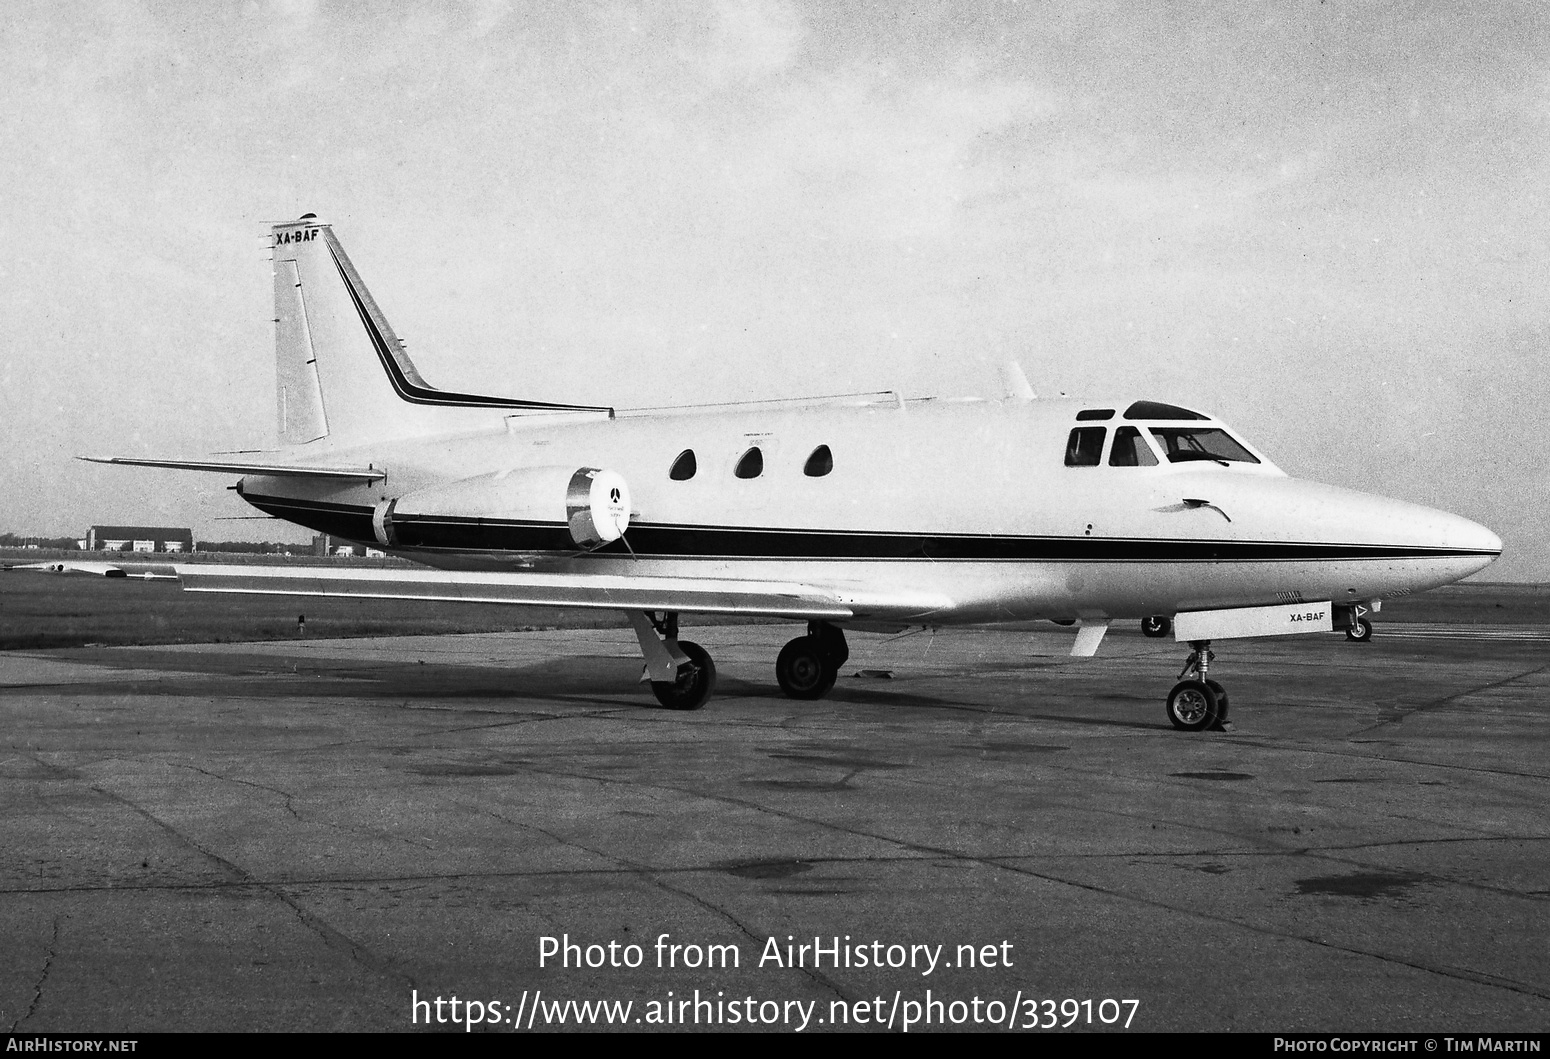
[1,1,1546,579]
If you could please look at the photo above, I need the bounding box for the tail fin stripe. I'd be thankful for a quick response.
[324,235,610,414]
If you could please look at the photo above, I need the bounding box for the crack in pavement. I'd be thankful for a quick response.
[9,914,60,1032]
[4,837,1547,899]
[488,758,1550,1002]
[172,762,301,821]
[152,759,442,855]
[464,800,850,1005]
[1349,663,1550,737]
[1226,735,1550,782]
[23,752,419,996]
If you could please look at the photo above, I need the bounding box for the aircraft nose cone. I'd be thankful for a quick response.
[1366,497,1501,582]
[1443,513,1501,573]
[1179,473,1504,591]
[1464,518,1502,557]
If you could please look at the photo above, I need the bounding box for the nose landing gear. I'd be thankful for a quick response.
[1336,602,1376,642]
[1166,639,1232,732]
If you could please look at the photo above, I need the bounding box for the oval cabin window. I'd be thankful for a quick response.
[803,445,833,477]
[669,449,697,480]
[735,447,763,479]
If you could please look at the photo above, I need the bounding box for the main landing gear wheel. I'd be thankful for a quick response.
[651,641,716,710]
[1166,680,1220,731]
[775,621,849,701]
[777,637,837,699]
[1345,617,1373,642]
[1141,615,1172,638]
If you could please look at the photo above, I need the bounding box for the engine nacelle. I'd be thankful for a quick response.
[372,466,631,551]
[564,467,632,548]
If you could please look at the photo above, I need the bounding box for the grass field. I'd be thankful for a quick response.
[1,553,1543,650]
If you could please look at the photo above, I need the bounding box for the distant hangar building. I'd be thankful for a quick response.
[86,526,194,553]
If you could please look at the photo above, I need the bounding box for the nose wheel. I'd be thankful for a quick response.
[1337,602,1376,642]
[1166,640,1232,732]
[1345,616,1374,642]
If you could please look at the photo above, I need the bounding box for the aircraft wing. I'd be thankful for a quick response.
[79,456,386,481]
[173,564,862,619]
[4,560,179,580]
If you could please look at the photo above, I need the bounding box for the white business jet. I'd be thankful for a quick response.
[86,216,1501,730]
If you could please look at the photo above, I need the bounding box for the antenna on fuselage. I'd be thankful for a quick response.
[1000,361,1036,401]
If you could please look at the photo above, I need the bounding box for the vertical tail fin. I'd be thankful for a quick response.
[271,215,608,447]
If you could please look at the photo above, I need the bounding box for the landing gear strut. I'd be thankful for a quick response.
[627,611,716,710]
[1166,639,1231,732]
[776,621,849,700]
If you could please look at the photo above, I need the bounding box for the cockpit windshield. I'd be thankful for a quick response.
[1148,427,1259,464]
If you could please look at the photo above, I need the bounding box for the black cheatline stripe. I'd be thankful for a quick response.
[242,493,1499,563]
[243,494,378,542]
[324,238,610,413]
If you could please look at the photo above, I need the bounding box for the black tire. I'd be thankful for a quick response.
[1345,617,1373,642]
[651,641,716,710]
[776,636,837,700]
[812,622,849,670]
[1206,679,1229,724]
[1141,615,1172,638]
[1166,680,1219,732]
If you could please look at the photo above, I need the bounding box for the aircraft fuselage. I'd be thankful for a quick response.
[236,395,1500,625]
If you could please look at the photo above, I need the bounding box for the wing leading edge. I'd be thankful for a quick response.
[173,564,859,620]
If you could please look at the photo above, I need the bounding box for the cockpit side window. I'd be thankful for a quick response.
[1108,425,1158,466]
[1064,427,1106,467]
[1148,427,1260,464]
[1124,400,1208,420]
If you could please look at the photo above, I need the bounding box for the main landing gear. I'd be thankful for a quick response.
[627,611,716,710]
[627,616,850,709]
[1166,639,1231,733]
[776,621,850,700]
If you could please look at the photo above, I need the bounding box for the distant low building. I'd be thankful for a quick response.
[87,526,194,553]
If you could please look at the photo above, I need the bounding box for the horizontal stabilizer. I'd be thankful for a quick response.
[79,456,387,481]
[173,564,854,620]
